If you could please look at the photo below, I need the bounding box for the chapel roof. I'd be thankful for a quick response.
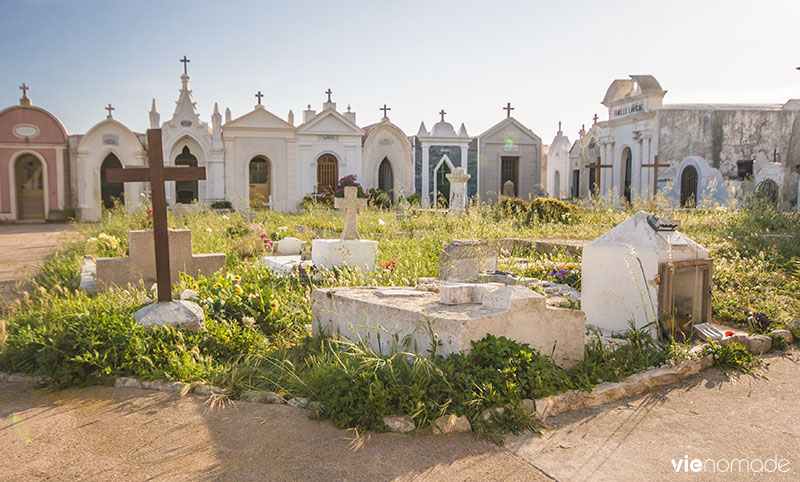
[431,120,457,137]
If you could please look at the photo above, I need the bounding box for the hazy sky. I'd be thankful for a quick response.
[2,0,798,144]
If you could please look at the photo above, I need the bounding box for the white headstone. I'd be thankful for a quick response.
[446,167,471,216]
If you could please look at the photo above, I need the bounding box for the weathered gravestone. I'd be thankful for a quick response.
[102,128,221,331]
[446,167,471,216]
[312,186,378,272]
[439,239,498,281]
[502,180,515,198]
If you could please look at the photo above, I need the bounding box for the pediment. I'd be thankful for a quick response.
[297,109,363,135]
[224,108,294,131]
[479,117,540,144]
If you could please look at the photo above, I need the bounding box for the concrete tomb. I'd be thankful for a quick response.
[95,229,226,290]
[582,211,711,338]
[312,186,378,272]
[312,282,585,368]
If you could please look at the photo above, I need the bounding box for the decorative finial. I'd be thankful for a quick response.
[307,104,311,110]
[105,103,115,119]
[503,102,514,118]
[180,55,190,75]
[347,104,351,112]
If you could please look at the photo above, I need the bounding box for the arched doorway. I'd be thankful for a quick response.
[435,162,451,208]
[621,147,633,203]
[175,146,198,204]
[553,171,561,199]
[100,154,125,208]
[378,158,394,196]
[755,179,780,207]
[316,154,338,196]
[680,165,698,208]
[15,154,44,220]
[249,156,271,210]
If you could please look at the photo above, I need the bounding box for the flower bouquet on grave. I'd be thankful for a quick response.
[660,307,694,342]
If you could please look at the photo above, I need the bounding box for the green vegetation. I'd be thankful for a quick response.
[1,200,797,435]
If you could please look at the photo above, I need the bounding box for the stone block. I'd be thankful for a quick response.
[771,329,793,345]
[746,334,772,355]
[132,300,205,331]
[383,416,415,433]
[239,391,286,404]
[431,414,471,434]
[438,239,498,281]
[587,382,629,407]
[312,283,585,368]
[275,237,305,256]
[78,256,98,294]
[311,239,378,272]
[439,283,480,305]
[115,377,143,389]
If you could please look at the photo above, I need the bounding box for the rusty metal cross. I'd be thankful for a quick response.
[106,129,206,302]
[19,83,29,98]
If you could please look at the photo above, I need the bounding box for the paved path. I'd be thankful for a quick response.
[1,349,798,481]
[0,223,73,304]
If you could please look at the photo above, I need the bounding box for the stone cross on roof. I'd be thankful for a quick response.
[380,104,391,118]
[255,91,264,105]
[325,88,333,102]
[503,102,514,118]
[180,55,190,75]
[334,185,367,240]
[105,103,115,119]
[106,129,206,302]
[439,109,446,122]
[19,82,29,98]
[593,113,599,124]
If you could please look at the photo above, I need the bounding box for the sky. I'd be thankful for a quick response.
[2,0,799,144]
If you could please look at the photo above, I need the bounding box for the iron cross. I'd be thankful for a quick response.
[105,103,115,118]
[255,91,264,105]
[503,102,514,118]
[642,155,668,198]
[106,129,206,302]
[439,109,446,122]
[180,56,190,75]
[380,104,391,118]
[19,82,29,98]
[325,88,333,102]
[593,113,599,124]
[586,155,613,197]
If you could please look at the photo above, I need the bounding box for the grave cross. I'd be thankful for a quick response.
[380,104,391,118]
[586,155,613,197]
[503,102,514,118]
[19,82,30,98]
[334,185,367,240]
[641,155,668,198]
[255,91,264,105]
[180,55,190,75]
[439,109,446,122]
[106,129,206,302]
[105,103,115,119]
[325,88,333,102]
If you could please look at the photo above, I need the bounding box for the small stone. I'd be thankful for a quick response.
[532,398,550,419]
[521,399,535,415]
[287,397,309,408]
[771,329,793,345]
[141,379,188,393]
[115,377,143,388]
[194,384,223,395]
[275,237,306,256]
[132,300,205,331]
[180,289,199,300]
[588,382,629,407]
[746,334,772,355]
[383,415,416,433]
[239,391,286,404]
[7,373,35,383]
[431,414,472,434]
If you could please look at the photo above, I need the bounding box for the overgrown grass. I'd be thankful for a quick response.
[1,200,798,435]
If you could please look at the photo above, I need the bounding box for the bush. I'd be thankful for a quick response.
[496,197,529,217]
[529,198,576,223]
[210,200,233,210]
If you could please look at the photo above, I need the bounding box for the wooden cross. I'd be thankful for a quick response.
[334,186,366,240]
[106,129,206,302]
[325,88,333,102]
[439,109,446,122]
[105,103,115,118]
[19,82,29,98]
[180,56,190,75]
[255,91,264,105]
[586,155,613,196]
[503,102,514,118]
[380,104,391,118]
[641,155,667,198]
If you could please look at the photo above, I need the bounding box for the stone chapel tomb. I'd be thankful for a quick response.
[582,211,712,338]
[312,283,585,368]
[312,186,378,272]
[95,229,227,290]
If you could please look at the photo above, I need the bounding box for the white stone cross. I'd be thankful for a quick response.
[334,186,367,240]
